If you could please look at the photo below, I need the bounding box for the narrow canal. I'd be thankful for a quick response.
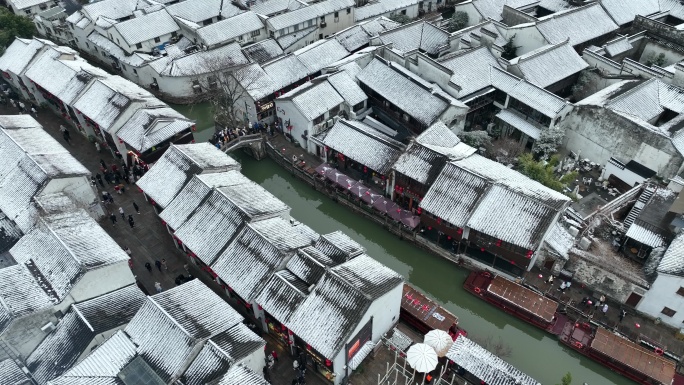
[233,152,627,385]
[175,104,627,385]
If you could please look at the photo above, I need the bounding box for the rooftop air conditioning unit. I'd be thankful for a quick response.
[40,322,56,332]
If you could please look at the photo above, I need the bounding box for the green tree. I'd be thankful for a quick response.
[389,14,412,24]
[447,11,469,32]
[556,372,572,385]
[517,153,577,195]
[0,8,36,55]
[501,34,520,60]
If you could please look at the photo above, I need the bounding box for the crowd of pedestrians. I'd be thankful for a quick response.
[211,120,279,150]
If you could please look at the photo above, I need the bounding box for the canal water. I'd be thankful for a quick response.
[231,152,627,385]
[172,103,627,385]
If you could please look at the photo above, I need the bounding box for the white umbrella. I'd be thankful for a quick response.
[406,343,438,373]
[423,329,453,357]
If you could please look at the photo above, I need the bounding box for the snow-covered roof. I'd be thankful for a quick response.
[242,39,284,64]
[150,42,249,77]
[495,109,542,140]
[446,336,541,385]
[490,67,568,118]
[212,364,270,385]
[276,25,317,50]
[376,21,450,56]
[247,0,307,16]
[279,81,345,121]
[211,218,316,301]
[357,58,451,126]
[26,285,144,384]
[326,71,367,106]
[0,359,30,385]
[603,36,633,57]
[536,3,619,46]
[467,185,558,250]
[330,254,403,299]
[113,10,180,46]
[10,210,130,299]
[58,330,136,380]
[600,0,660,26]
[197,12,263,48]
[262,54,309,91]
[137,143,239,209]
[0,264,56,332]
[544,222,574,259]
[507,41,588,88]
[159,176,216,229]
[266,0,354,31]
[355,0,419,21]
[125,280,244,382]
[625,221,668,248]
[74,76,163,131]
[166,0,243,23]
[80,0,140,23]
[255,270,308,323]
[314,231,365,263]
[319,119,404,175]
[116,107,194,152]
[295,39,350,73]
[471,0,537,21]
[25,54,110,105]
[658,231,684,277]
[7,0,51,10]
[210,323,265,363]
[87,32,156,67]
[437,47,503,99]
[334,17,399,52]
[601,78,684,125]
[0,38,54,76]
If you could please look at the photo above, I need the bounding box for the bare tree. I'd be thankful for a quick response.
[191,55,261,129]
[486,137,526,164]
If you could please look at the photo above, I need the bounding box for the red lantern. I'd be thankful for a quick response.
[191,140,196,143]
[325,359,332,367]
[191,125,196,131]
[245,303,252,308]
[288,330,293,336]
[526,250,533,258]
[161,220,167,226]
[363,166,367,173]
[436,218,441,224]
[447,236,451,240]
[258,304,263,310]
[281,325,287,332]
[456,228,463,235]
[480,247,485,252]
[496,240,502,247]
[288,340,294,344]
[417,208,422,214]
[306,344,311,350]
[427,226,432,230]
[510,260,516,265]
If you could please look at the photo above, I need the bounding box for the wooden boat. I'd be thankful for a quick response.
[400,284,466,338]
[559,321,683,385]
[464,271,567,334]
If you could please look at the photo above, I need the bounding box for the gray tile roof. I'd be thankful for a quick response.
[357,59,451,126]
[466,185,558,250]
[437,46,503,99]
[420,162,489,229]
[536,3,618,47]
[658,231,684,277]
[0,264,56,326]
[125,280,244,382]
[26,311,95,384]
[24,53,110,105]
[376,21,450,56]
[80,0,139,23]
[73,76,163,131]
[603,78,684,124]
[471,0,536,21]
[0,38,54,75]
[604,36,633,57]
[544,222,574,260]
[507,41,588,88]
[173,190,248,265]
[0,359,30,385]
[180,342,232,385]
[217,182,290,219]
[211,364,270,385]
[249,217,318,251]
[314,231,365,263]
[151,43,249,77]
[495,109,542,140]
[266,0,354,31]
[326,71,367,106]
[255,270,308,323]
[166,0,242,22]
[279,81,344,121]
[276,25,317,50]
[446,336,540,385]
[116,107,194,152]
[87,33,155,67]
[113,9,180,45]
[319,119,404,175]
[242,39,284,64]
[197,12,264,47]
[598,0,659,26]
[210,322,265,363]
[355,0,419,21]
[158,176,213,229]
[330,254,403,300]
[286,250,328,285]
[60,330,136,379]
[295,39,350,73]
[74,284,146,334]
[490,67,568,118]
[334,17,399,51]
[286,271,370,359]
[211,224,290,302]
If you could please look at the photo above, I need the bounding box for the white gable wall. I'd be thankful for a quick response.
[54,261,135,313]
[637,273,684,327]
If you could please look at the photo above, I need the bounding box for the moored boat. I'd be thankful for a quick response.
[400,284,466,338]
[464,270,567,334]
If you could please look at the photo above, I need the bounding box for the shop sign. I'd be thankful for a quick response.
[258,101,274,112]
